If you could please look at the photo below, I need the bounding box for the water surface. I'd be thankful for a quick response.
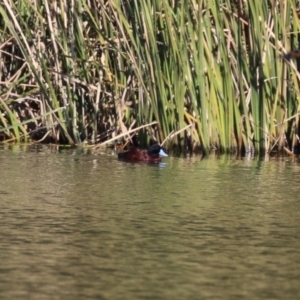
[0,145,300,299]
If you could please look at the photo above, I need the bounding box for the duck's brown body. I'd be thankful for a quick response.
[117,144,168,163]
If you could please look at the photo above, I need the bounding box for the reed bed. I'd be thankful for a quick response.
[1,0,300,155]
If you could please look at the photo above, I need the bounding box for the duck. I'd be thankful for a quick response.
[117,143,168,163]
[283,50,300,61]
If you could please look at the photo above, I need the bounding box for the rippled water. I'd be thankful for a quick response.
[1,145,300,299]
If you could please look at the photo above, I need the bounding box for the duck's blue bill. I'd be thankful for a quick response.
[159,149,168,157]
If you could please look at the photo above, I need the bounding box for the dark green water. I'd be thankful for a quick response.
[1,144,300,299]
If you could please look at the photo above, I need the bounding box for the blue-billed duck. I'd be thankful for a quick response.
[117,143,168,163]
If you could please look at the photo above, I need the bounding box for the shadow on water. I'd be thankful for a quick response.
[0,144,300,299]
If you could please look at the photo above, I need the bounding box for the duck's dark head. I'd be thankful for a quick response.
[283,50,300,61]
[147,144,168,157]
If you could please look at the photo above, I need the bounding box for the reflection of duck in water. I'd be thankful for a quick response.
[283,50,300,61]
[117,143,168,163]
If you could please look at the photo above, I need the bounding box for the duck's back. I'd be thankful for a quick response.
[117,148,161,163]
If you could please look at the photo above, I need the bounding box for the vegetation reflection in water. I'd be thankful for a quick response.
[0,146,300,299]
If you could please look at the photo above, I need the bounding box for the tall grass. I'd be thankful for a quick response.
[0,0,300,155]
